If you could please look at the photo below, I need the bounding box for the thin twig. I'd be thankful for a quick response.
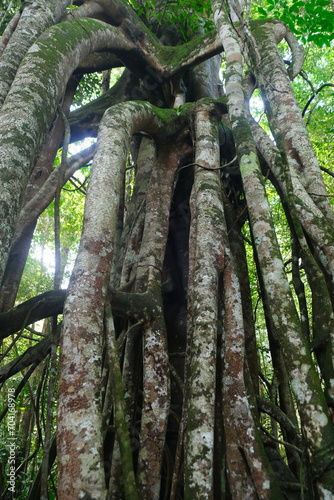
[260,425,303,454]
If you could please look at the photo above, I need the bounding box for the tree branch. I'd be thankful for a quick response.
[302,83,334,118]
[0,290,67,339]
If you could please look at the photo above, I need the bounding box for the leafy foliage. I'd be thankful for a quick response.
[129,0,214,40]
[291,44,334,209]
[0,0,20,36]
[253,0,334,46]
[72,73,104,107]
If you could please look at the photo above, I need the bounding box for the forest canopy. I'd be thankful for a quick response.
[0,0,334,498]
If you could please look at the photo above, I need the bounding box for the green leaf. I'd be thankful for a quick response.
[257,6,267,15]
[289,4,300,13]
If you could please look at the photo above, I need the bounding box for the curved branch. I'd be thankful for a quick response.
[0,13,223,286]
[168,30,223,76]
[69,69,134,141]
[62,1,107,23]
[57,100,170,498]
[284,27,304,80]
[0,0,69,106]
[65,0,142,28]
[261,21,304,80]
[302,83,334,117]
[0,11,21,57]
[13,144,96,246]
[0,17,133,284]
[321,165,334,179]
[0,285,160,383]
[68,0,225,80]
[0,329,61,384]
[0,290,67,339]
[256,396,303,449]
[75,51,123,73]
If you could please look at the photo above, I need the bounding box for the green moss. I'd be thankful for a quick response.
[239,151,259,176]
[198,182,217,191]
[249,17,283,48]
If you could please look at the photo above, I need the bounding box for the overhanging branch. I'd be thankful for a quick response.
[0,290,67,339]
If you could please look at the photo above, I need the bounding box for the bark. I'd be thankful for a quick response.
[0,11,20,57]
[250,116,334,409]
[104,302,139,500]
[0,0,70,105]
[57,101,168,498]
[0,17,133,285]
[184,101,223,497]
[212,2,334,495]
[0,75,80,311]
[0,289,66,339]
[222,250,277,499]
[250,21,334,293]
[133,143,179,499]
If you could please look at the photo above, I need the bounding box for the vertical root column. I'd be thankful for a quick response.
[184,101,225,497]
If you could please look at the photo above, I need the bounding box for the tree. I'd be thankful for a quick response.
[0,0,334,498]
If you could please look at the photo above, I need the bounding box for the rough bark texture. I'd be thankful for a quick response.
[0,16,132,284]
[184,102,223,498]
[212,4,334,495]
